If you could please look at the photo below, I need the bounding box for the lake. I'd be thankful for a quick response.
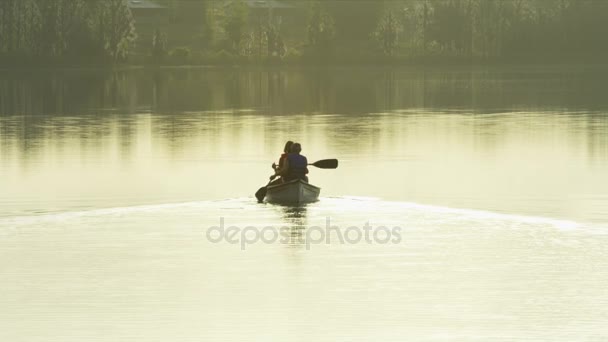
[1,66,608,341]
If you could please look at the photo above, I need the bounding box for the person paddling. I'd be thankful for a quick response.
[255,147,338,202]
[267,140,293,187]
[276,142,309,182]
[272,140,293,174]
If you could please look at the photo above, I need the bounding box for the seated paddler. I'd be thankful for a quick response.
[276,142,309,182]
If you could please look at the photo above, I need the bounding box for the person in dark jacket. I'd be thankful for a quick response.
[277,142,309,182]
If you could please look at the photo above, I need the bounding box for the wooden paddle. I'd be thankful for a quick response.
[255,159,339,202]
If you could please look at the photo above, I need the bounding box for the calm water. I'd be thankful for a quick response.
[1,67,608,341]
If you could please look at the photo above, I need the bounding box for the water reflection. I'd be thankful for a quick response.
[3,67,608,116]
[277,205,308,248]
[0,67,607,222]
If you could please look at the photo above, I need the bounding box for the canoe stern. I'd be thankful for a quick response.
[265,179,320,204]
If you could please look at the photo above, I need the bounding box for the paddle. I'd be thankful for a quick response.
[309,159,339,169]
[255,175,276,202]
[255,159,339,202]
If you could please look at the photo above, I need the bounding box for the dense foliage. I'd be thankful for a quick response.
[1,0,608,65]
[0,0,136,64]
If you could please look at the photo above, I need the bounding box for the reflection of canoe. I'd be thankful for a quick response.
[266,179,321,204]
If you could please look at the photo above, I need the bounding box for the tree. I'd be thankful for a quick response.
[0,0,40,57]
[199,1,215,49]
[223,0,248,53]
[37,0,85,58]
[326,0,383,44]
[374,10,401,56]
[429,0,471,56]
[88,0,137,62]
[265,21,285,58]
[152,28,168,62]
[307,1,335,55]
[163,0,214,50]
[404,0,434,55]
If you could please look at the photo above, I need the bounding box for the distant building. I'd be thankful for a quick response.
[223,0,299,18]
[242,0,297,10]
[127,0,165,11]
[127,0,167,23]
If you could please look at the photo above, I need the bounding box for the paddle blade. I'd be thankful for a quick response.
[255,186,267,202]
[310,159,338,169]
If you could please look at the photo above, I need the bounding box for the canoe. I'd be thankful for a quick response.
[265,179,321,204]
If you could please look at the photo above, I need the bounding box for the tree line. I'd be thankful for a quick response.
[390,0,608,60]
[1,0,608,65]
[0,0,136,64]
[313,0,608,61]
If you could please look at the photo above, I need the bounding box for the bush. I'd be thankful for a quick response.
[283,47,302,64]
[213,50,237,64]
[168,47,191,64]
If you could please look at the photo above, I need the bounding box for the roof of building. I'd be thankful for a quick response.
[224,0,297,10]
[127,0,165,10]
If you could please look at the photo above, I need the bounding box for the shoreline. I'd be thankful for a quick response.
[2,61,608,72]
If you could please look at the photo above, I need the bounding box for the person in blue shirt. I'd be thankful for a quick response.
[277,142,309,182]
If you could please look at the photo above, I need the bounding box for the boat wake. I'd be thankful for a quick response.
[0,196,606,236]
